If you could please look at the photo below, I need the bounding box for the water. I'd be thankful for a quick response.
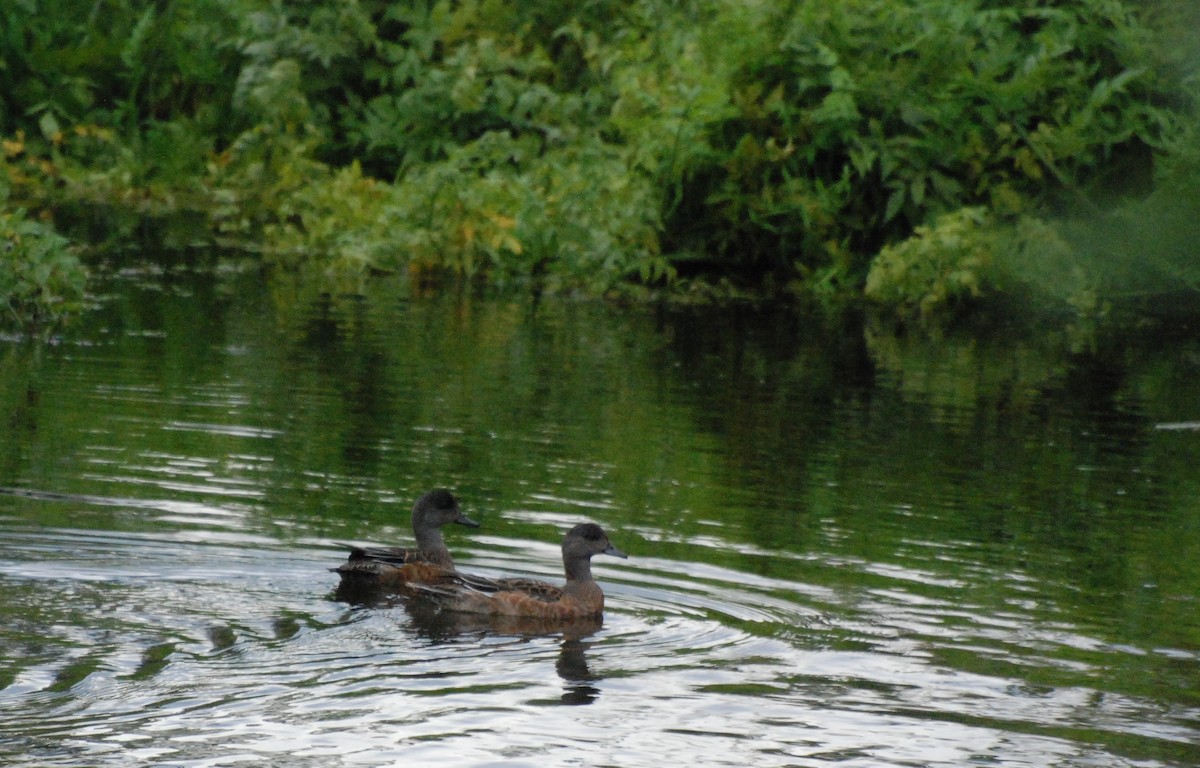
[1,253,1198,766]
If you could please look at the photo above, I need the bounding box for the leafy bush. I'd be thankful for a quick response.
[0,207,86,332]
[864,207,1090,321]
[671,0,1182,292]
[0,0,1196,320]
[864,207,996,318]
[230,1,674,294]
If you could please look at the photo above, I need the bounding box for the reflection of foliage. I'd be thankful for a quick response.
[9,255,1200,658]
[863,318,1067,421]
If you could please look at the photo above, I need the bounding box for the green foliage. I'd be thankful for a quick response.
[865,207,996,318]
[0,207,86,332]
[673,0,1183,290]
[228,0,676,294]
[0,0,1197,321]
[258,161,393,293]
[348,23,596,172]
[256,129,668,295]
[0,0,241,141]
[865,207,1094,323]
[395,131,668,292]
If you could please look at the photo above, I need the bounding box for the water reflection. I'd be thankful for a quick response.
[335,583,607,705]
[555,639,601,705]
[2,261,1199,766]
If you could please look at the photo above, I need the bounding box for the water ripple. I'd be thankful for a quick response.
[0,520,1196,767]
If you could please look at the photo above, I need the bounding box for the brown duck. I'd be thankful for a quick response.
[418,523,627,619]
[334,488,479,591]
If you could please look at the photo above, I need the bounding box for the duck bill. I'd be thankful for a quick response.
[455,514,481,528]
[604,543,628,559]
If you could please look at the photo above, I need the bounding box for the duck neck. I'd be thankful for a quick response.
[563,553,594,584]
[415,527,445,551]
[414,528,452,565]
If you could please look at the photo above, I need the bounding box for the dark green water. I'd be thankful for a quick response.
[1,254,1198,767]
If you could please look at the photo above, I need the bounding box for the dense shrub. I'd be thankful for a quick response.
[0,207,86,332]
[670,0,1183,292]
[0,0,1195,321]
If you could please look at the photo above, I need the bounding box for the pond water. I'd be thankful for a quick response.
[1,253,1198,767]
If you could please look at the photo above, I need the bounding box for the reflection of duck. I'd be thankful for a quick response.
[418,523,626,620]
[334,489,479,596]
[401,597,605,705]
[404,595,604,640]
[557,638,601,705]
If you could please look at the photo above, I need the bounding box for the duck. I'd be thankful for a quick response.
[417,522,626,620]
[334,488,479,592]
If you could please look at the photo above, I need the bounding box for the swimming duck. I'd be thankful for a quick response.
[418,523,626,619]
[334,488,479,591]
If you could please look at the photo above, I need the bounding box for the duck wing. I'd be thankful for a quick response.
[413,573,565,604]
[493,577,564,603]
[345,544,422,564]
[454,574,564,603]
